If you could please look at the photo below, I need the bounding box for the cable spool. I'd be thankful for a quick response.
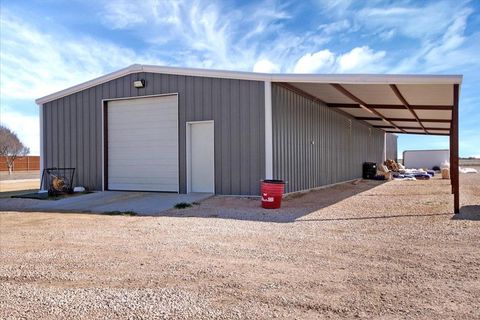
[52,176,65,191]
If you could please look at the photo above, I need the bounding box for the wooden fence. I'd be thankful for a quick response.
[0,156,40,172]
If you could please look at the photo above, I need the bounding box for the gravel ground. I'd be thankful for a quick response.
[1,170,479,319]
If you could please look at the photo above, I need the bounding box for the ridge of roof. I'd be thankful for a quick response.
[35,64,463,105]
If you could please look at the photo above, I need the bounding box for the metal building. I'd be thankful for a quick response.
[36,65,461,212]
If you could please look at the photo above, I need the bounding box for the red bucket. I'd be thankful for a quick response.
[261,180,285,209]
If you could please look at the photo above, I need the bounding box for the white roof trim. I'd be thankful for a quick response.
[35,64,463,105]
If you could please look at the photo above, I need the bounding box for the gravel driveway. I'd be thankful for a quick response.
[1,171,479,319]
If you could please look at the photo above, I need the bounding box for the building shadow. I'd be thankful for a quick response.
[451,205,480,221]
[159,179,389,223]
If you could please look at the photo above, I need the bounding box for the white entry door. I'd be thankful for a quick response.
[107,95,178,192]
[188,121,214,193]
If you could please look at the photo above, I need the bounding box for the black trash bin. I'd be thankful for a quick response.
[362,162,377,179]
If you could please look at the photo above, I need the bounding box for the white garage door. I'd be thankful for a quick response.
[107,95,178,192]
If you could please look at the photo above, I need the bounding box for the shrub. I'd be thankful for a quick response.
[104,210,138,216]
[174,202,192,209]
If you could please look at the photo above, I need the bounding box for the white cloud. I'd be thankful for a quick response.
[293,46,386,73]
[0,106,39,155]
[101,0,249,70]
[356,2,464,39]
[0,13,162,101]
[318,19,351,35]
[420,9,477,72]
[98,0,300,72]
[379,29,396,40]
[316,0,353,16]
[253,59,280,73]
[293,50,335,73]
[103,1,147,29]
[336,46,386,72]
[391,7,479,73]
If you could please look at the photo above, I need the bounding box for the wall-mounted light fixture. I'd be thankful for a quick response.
[133,79,146,88]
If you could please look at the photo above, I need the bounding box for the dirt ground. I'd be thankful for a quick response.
[0,179,39,193]
[1,171,479,319]
[0,171,40,193]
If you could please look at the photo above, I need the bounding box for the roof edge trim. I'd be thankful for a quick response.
[35,64,463,105]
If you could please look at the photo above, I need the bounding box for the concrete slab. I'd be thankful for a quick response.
[6,191,213,215]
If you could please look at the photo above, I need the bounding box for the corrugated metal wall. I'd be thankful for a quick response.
[385,133,398,161]
[42,72,265,195]
[272,84,385,193]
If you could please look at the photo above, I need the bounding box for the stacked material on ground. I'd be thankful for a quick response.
[440,161,450,179]
[379,159,434,181]
[385,159,399,171]
[365,158,462,181]
[393,169,434,181]
[375,163,392,181]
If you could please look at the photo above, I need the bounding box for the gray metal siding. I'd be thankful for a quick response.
[272,84,385,193]
[42,73,265,195]
[386,133,398,161]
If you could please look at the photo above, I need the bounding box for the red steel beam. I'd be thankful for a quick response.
[355,117,451,123]
[373,125,449,131]
[329,84,407,133]
[452,84,460,213]
[327,103,453,110]
[384,131,450,136]
[390,84,428,134]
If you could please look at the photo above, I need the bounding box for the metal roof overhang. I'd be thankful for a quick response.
[278,81,461,136]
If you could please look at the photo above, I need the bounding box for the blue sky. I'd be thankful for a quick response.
[1,0,479,157]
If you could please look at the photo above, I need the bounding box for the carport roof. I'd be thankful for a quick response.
[35,64,462,135]
[281,81,459,136]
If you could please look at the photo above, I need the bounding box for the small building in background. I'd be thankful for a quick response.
[403,149,449,170]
